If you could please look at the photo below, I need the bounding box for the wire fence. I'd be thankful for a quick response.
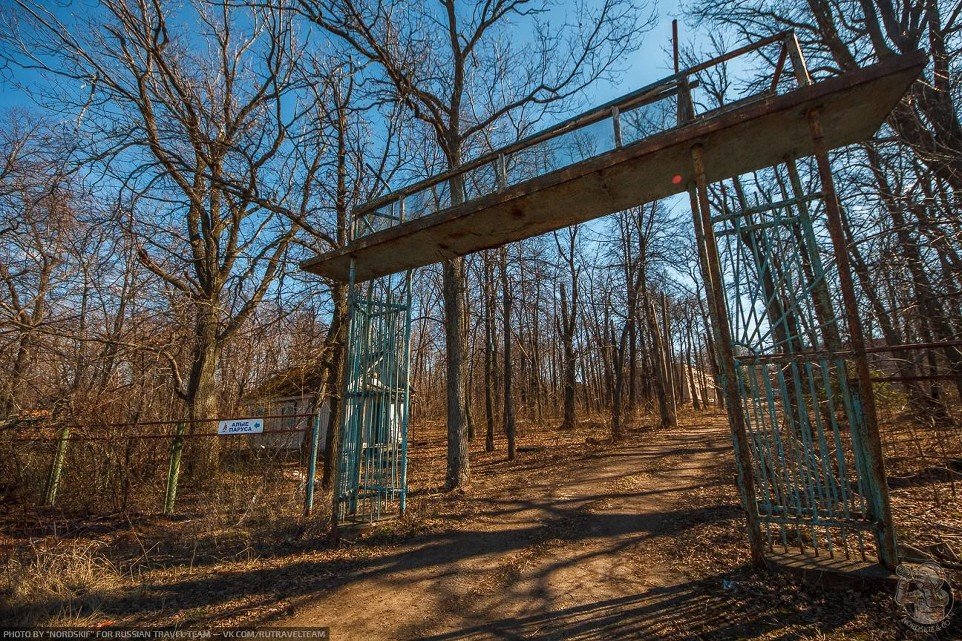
[2,344,958,567]
[0,412,327,522]
[869,343,962,569]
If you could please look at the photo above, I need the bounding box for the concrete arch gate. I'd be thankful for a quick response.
[302,32,926,572]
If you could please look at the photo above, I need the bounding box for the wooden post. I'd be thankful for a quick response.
[612,106,622,148]
[44,424,71,506]
[672,20,695,123]
[808,109,898,570]
[690,144,766,567]
[163,422,186,515]
[785,32,811,87]
[672,20,681,74]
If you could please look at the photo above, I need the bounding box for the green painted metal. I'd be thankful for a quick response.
[163,421,185,515]
[303,410,322,517]
[334,266,413,525]
[709,164,895,563]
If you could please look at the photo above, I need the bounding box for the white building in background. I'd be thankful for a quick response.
[243,365,330,451]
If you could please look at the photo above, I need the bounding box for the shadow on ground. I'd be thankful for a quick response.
[414,568,858,641]
[1,497,727,626]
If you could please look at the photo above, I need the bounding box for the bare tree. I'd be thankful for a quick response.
[298,0,650,489]
[687,0,962,191]
[554,227,581,430]
[0,0,315,464]
[0,122,73,416]
[287,57,410,488]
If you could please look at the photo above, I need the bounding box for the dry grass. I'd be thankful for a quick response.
[2,406,961,637]
[1,541,122,626]
[0,410,624,627]
[0,450,329,627]
[873,398,962,578]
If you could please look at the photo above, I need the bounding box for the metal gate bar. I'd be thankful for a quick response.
[689,146,897,569]
[334,266,413,525]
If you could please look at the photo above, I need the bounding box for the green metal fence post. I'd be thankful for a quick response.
[164,422,186,515]
[44,424,71,506]
[303,410,322,517]
[399,269,414,515]
[330,258,357,535]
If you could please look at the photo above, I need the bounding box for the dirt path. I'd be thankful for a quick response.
[282,419,740,640]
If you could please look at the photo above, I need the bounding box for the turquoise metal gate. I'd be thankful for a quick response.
[696,155,897,568]
[334,268,413,525]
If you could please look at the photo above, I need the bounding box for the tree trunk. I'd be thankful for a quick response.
[483,254,496,451]
[610,317,627,439]
[444,256,470,489]
[645,295,675,429]
[322,281,348,489]
[660,292,678,419]
[685,325,701,410]
[868,149,962,401]
[3,334,32,415]
[627,318,638,413]
[501,249,516,460]
[184,313,220,476]
[559,281,577,430]
[842,202,950,420]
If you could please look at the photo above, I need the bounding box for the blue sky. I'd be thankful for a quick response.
[0,0,711,246]
[0,0,710,244]
[0,1,699,117]
[600,4,692,101]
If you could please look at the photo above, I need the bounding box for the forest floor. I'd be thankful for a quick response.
[279,410,907,640]
[1,409,932,638]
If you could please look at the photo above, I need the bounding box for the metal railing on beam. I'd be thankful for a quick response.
[351,30,805,236]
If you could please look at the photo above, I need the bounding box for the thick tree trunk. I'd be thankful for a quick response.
[322,281,348,489]
[323,85,353,492]
[185,313,220,476]
[443,136,470,489]
[444,256,470,489]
